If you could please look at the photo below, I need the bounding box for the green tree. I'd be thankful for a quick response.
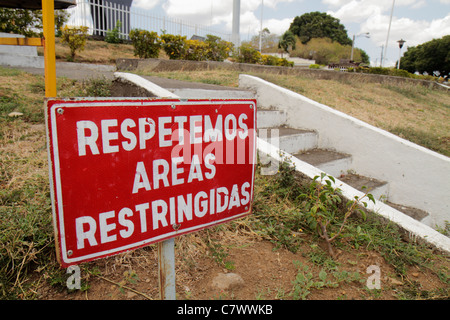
[278,30,296,56]
[289,12,352,46]
[290,37,368,65]
[401,35,450,76]
[0,8,42,37]
[0,8,70,37]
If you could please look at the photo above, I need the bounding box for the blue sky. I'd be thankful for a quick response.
[72,0,450,67]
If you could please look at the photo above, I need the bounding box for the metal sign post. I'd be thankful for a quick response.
[158,238,176,300]
[42,0,57,97]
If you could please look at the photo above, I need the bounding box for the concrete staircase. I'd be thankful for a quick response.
[257,108,428,221]
[113,72,432,224]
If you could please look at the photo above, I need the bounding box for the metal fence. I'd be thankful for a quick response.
[69,0,231,41]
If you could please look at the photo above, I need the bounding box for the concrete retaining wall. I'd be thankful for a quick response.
[240,74,450,230]
[0,32,44,68]
[116,58,446,91]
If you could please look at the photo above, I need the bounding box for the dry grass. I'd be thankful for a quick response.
[139,69,450,156]
[37,38,136,65]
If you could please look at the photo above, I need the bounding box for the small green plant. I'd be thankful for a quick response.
[60,25,89,61]
[290,261,362,300]
[105,20,122,44]
[129,29,161,59]
[300,172,375,257]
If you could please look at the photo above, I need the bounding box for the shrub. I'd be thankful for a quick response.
[129,29,161,59]
[236,43,261,64]
[183,39,209,61]
[260,54,278,66]
[389,68,413,78]
[105,20,122,44]
[276,57,294,67]
[259,55,294,67]
[60,25,89,61]
[160,34,187,60]
[205,35,233,61]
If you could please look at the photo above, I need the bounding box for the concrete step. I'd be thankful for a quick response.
[258,127,318,154]
[338,173,389,201]
[257,109,287,128]
[294,148,352,177]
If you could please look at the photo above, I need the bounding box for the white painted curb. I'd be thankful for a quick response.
[114,72,179,98]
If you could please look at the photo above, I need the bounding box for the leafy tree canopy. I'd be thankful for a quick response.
[400,35,450,77]
[0,8,69,37]
[278,30,296,54]
[289,11,352,46]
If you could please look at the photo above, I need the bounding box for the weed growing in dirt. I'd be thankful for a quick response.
[299,172,375,257]
[251,158,448,282]
[290,262,361,300]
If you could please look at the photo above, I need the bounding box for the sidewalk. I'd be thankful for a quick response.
[8,61,242,89]
[7,61,116,80]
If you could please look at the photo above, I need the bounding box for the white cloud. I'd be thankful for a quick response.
[132,0,161,10]
[361,11,450,47]
[326,0,431,23]
[264,18,293,35]
[161,0,295,31]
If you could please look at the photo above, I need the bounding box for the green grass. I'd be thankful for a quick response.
[0,67,114,298]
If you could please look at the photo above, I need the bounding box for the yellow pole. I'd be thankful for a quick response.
[42,0,57,98]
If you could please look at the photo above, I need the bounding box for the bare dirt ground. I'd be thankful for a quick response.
[35,229,449,301]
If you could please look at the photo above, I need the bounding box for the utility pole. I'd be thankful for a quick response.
[383,0,395,67]
[380,45,384,67]
[259,0,264,53]
[231,0,241,48]
[397,39,405,69]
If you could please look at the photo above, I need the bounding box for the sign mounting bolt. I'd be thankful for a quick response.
[57,108,64,115]
[67,250,73,257]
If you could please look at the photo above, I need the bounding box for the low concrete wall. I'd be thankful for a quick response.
[240,74,450,230]
[116,58,446,91]
[0,32,44,68]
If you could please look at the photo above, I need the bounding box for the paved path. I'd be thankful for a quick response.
[9,61,116,80]
[8,62,251,94]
